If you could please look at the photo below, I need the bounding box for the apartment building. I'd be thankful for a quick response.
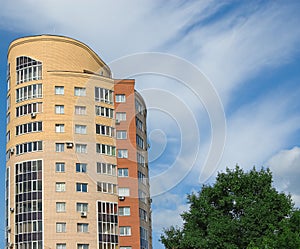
[5,35,152,249]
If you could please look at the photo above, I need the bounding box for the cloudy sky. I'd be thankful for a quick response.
[1,1,300,248]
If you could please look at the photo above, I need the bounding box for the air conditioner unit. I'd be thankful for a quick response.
[66,142,73,148]
[31,113,37,118]
[115,119,120,125]
[7,227,11,232]
[9,207,14,212]
[8,242,13,248]
[81,211,87,217]
[119,196,125,201]
[9,148,14,154]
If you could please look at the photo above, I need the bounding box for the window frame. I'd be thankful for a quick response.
[76,163,87,173]
[119,206,131,216]
[120,226,131,236]
[55,124,65,133]
[56,222,66,233]
[56,182,66,192]
[55,105,65,114]
[118,149,128,158]
[75,144,87,153]
[115,94,126,103]
[74,87,86,96]
[76,183,88,192]
[75,124,87,134]
[56,162,65,172]
[118,168,129,177]
[56,143,65,152]
[56,202,66,213]
[116,130,127,139]
[75,105,86,115]
[55,86,64,95]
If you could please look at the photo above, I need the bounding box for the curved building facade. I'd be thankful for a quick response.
[5,35,151,249]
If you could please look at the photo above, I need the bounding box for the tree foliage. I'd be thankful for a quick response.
[160,166,300,249]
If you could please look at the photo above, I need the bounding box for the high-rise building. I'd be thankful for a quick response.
[5,35,152,249]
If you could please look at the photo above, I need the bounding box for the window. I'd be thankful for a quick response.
[6,131,10,143]
[95,87,113,104]
[55,86,64,95]
[75,144,87,153]
[116,94,126,103]
[118,149,128,158]
[77,244,89,249]
[116,130,127,139]
[56,202,66,212]
[56,182,66,192]
[75,106,86,115]
[120,247,132,249]
[118,187,130,197]
[16,121,43,135]
[56,162,65,172]
[55,124,65,133]
[97,182,117,194]
[120,226,131,236]
[56,143,65,152]
[76,203,88,212]
[16,141,43,155]
[6,112,10,125]
[76,183,88,192]
[136,135,144,149]
[118,168,129,177]
[16,83,43,103]
[76,163,87,173]
[96,144,116,156]
[96,124,114,137]
[55,105,64,114]
[135,99,143,114]
[137,153,145,167]
[116,112,126,121]
[139,208,147,221]
[97,162,116,176]
[98,202,118,248]
[138,171,147,185]
[139,190,147,203]
[95,106,114,118]
[75,124,87,134]
[56,244,66,249]
[136,117,143,131]
[16,102,42,117]
[7,63,10,90]
[56,222,66,233]
[75,87,86,96]
[140,227,149,249]
[77,223,88,233]
[119,207,130,216]
[7,95,10,111]
[16,56,42,84]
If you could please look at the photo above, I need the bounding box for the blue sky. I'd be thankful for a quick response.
[1,1,300,248]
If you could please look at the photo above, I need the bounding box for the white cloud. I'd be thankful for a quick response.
[266,146,300,207]
[168,2,300,105]
[152,192,189,233]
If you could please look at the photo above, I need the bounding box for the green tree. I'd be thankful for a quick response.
[160,166,300,249]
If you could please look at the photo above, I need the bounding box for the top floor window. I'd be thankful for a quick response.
[95,87,113,104]
[75,87,86,96]
[55,86,64,95]
[16,56,42,84]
